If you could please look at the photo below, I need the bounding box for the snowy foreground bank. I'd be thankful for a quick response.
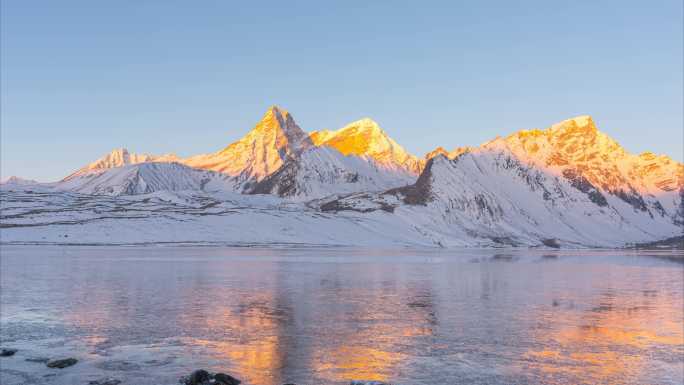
[1,187,681,248]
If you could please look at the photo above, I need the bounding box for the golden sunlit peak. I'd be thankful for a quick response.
[308,117,423,174]
[550,115,597,133]
[266,105,289,116]
[425,146,449,159]
[335,118,392,143]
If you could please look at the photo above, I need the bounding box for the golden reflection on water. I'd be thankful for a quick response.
[179,291,288,385]
[48,255,683,385]
[171,276,440,384]
[524,290,684,383]
[312,346,404,383]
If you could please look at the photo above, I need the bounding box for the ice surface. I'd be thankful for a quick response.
[1,246,682,385]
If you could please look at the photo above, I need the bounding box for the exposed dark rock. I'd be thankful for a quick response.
[248,158,299,197]
[386,157,435,205]
[345,172,359,183]
[320,199,370,213]
[320,196,395,214]
[674,188,684,226]
[186,369,211,385]
[629,235,684,251]
[490,236,520,246]
[652,200,667,217]
[542,238,561,248]
[613,188,647,211]
[46,357,78,368]
[0,348,17,357]
[474,194,496,217]
[214,372,241,385]
[180,370,241,385]
[350,381,392,385]
[562,169,608,207]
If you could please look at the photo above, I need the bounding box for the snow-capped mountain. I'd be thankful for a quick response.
[1,176,39,186]
[183,106,311,182]
[61,107,419,198]
[63,148,179,180]
[491,116,683,225]
[320,117,683,247]
[56,162,232,196]
[395,150,681,247]
[310,118,423,175]
[2,108,681,248]
[247,146,414,199]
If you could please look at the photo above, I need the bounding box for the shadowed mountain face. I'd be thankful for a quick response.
[3,106,681,247]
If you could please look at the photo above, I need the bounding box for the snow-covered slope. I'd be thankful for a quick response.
[4,110,682,248]
[491,116,684,225]
[318,116,683,247]
[418,151,679,246]
[183,106,311,181]
[310,118,423,175]
[63,148,179,180]
[55,162,232,196]
[321,150,681,247]
[247,146,414,199]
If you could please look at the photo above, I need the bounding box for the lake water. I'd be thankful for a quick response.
[0,246,682,385]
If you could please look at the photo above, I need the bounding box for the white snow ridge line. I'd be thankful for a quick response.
[1,108,682,248]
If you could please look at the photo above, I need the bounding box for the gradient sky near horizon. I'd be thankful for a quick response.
[2,1,682,181]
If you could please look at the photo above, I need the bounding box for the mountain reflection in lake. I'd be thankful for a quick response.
[1,246,682,385]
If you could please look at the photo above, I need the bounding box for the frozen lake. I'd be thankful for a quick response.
[1,246,682,385]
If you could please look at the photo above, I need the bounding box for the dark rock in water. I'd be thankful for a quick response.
[185,369,211,385]
[88,378,122,385]
[46,357,78,368]
[214,372,241,385]
[0,348,17,357]
[26,356,50,363]
[180,370,242,385]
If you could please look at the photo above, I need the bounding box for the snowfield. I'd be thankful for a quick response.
[1,107,682,248]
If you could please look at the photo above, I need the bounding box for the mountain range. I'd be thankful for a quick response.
[1,106,682,248]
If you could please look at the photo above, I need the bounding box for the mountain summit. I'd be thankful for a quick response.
[63,148,178,181]
[184,106,311,181]
[489,115,683,200]
[310,118,423,175]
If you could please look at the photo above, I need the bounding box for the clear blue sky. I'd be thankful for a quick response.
[2,1,682,181]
